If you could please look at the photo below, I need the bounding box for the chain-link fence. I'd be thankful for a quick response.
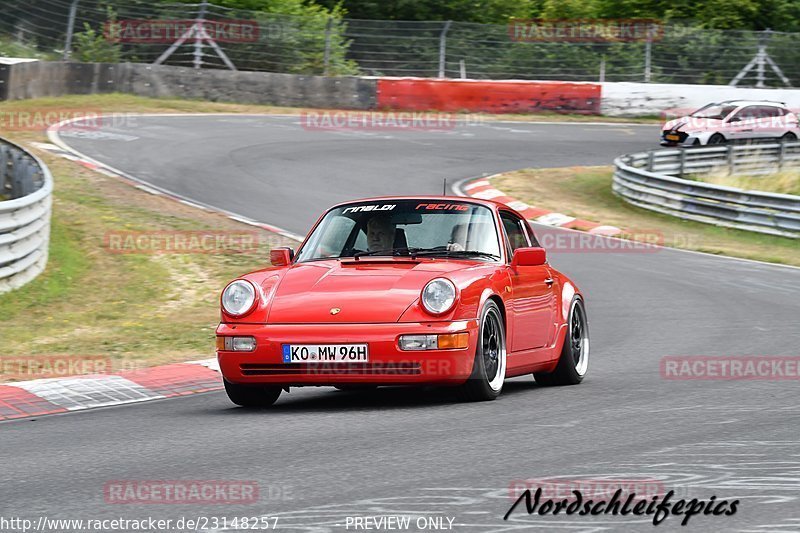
[1,0,799,86]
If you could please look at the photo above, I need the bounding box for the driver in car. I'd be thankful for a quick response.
[366,214,396,252]
[447,223,467,252]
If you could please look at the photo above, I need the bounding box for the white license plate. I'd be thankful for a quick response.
[282,344,369,363]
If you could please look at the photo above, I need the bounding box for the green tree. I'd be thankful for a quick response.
[313,0,539,22]
[312,0,800,30]
[73,23,121,62]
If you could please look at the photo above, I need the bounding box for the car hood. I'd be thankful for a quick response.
[265,259,471,323]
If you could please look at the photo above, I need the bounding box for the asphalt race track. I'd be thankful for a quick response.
[4,116,799,532]
[54,116,659,237]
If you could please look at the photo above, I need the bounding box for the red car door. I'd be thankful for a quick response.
[499,211,556,355]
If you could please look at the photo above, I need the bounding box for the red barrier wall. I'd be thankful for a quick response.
[376,78,601,115]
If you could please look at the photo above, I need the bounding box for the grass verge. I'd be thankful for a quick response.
[692,169,800,196]
[492,166,800,267]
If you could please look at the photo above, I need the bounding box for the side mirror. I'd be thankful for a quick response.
[727,116,741,123]
[511,247,546,267]
[270,247,294,267]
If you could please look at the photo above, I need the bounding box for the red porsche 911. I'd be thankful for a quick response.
[216,197,589,406]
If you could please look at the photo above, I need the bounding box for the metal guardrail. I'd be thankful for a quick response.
[613,142,800,238]
[0,137,53,293]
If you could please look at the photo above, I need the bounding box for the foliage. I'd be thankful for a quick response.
[0,38,57,60]
[73,23,122,63]
[315,0,800,31]
[70,5,120,62]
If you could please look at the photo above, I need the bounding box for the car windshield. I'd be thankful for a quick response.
[690,104,737,119]
[295,200,502,262]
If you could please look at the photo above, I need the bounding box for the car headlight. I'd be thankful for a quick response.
[421,278,457,315]
[221,280,257,316]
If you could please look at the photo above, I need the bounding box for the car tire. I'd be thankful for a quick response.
[534,297,589,386]
[708,133,726,145]
[457,300,506,402]
[781,132,797,142]
[224,380,282,407]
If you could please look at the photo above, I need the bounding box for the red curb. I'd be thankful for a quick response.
[519,207,552,218]
[0,386,67,421]
[572,219,602,230]
[0,360,223,422]
[461,176,624,235]
[467,184,493,194]
[121,363,223,398]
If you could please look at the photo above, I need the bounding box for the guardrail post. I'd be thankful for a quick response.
[10,150,24,199]
[778,140,786,171]
[438,20,452,78]
[0,145,8,197]
[727,145,735,176]
[646,150,654,172]
[678,148,687,177]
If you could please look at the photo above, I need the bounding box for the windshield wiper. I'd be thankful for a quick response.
[352,247,500,261]
[352,247,415,259]
[411,249,501,260]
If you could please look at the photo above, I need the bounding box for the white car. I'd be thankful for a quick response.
[661,100,800,146]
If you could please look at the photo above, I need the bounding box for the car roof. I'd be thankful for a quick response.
[711,100,787,107]
[329,196,509,211]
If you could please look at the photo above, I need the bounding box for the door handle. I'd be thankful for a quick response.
[544,278,554,286]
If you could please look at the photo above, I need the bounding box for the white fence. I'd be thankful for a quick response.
[0,137,52,293]
[613,142,800,238]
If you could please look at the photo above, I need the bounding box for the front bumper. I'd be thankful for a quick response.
[216,320,479,386]
[660,130,690,146]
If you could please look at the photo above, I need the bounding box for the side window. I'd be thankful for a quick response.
[737,106,759,120]
[500,211,530,254]
[525,223,541,248]
[760,106,782,118]
[720,106,738,120]
[750,106,770,118]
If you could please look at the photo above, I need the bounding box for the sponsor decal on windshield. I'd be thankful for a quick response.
[342,204,396,214]
[415,203,470,211]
